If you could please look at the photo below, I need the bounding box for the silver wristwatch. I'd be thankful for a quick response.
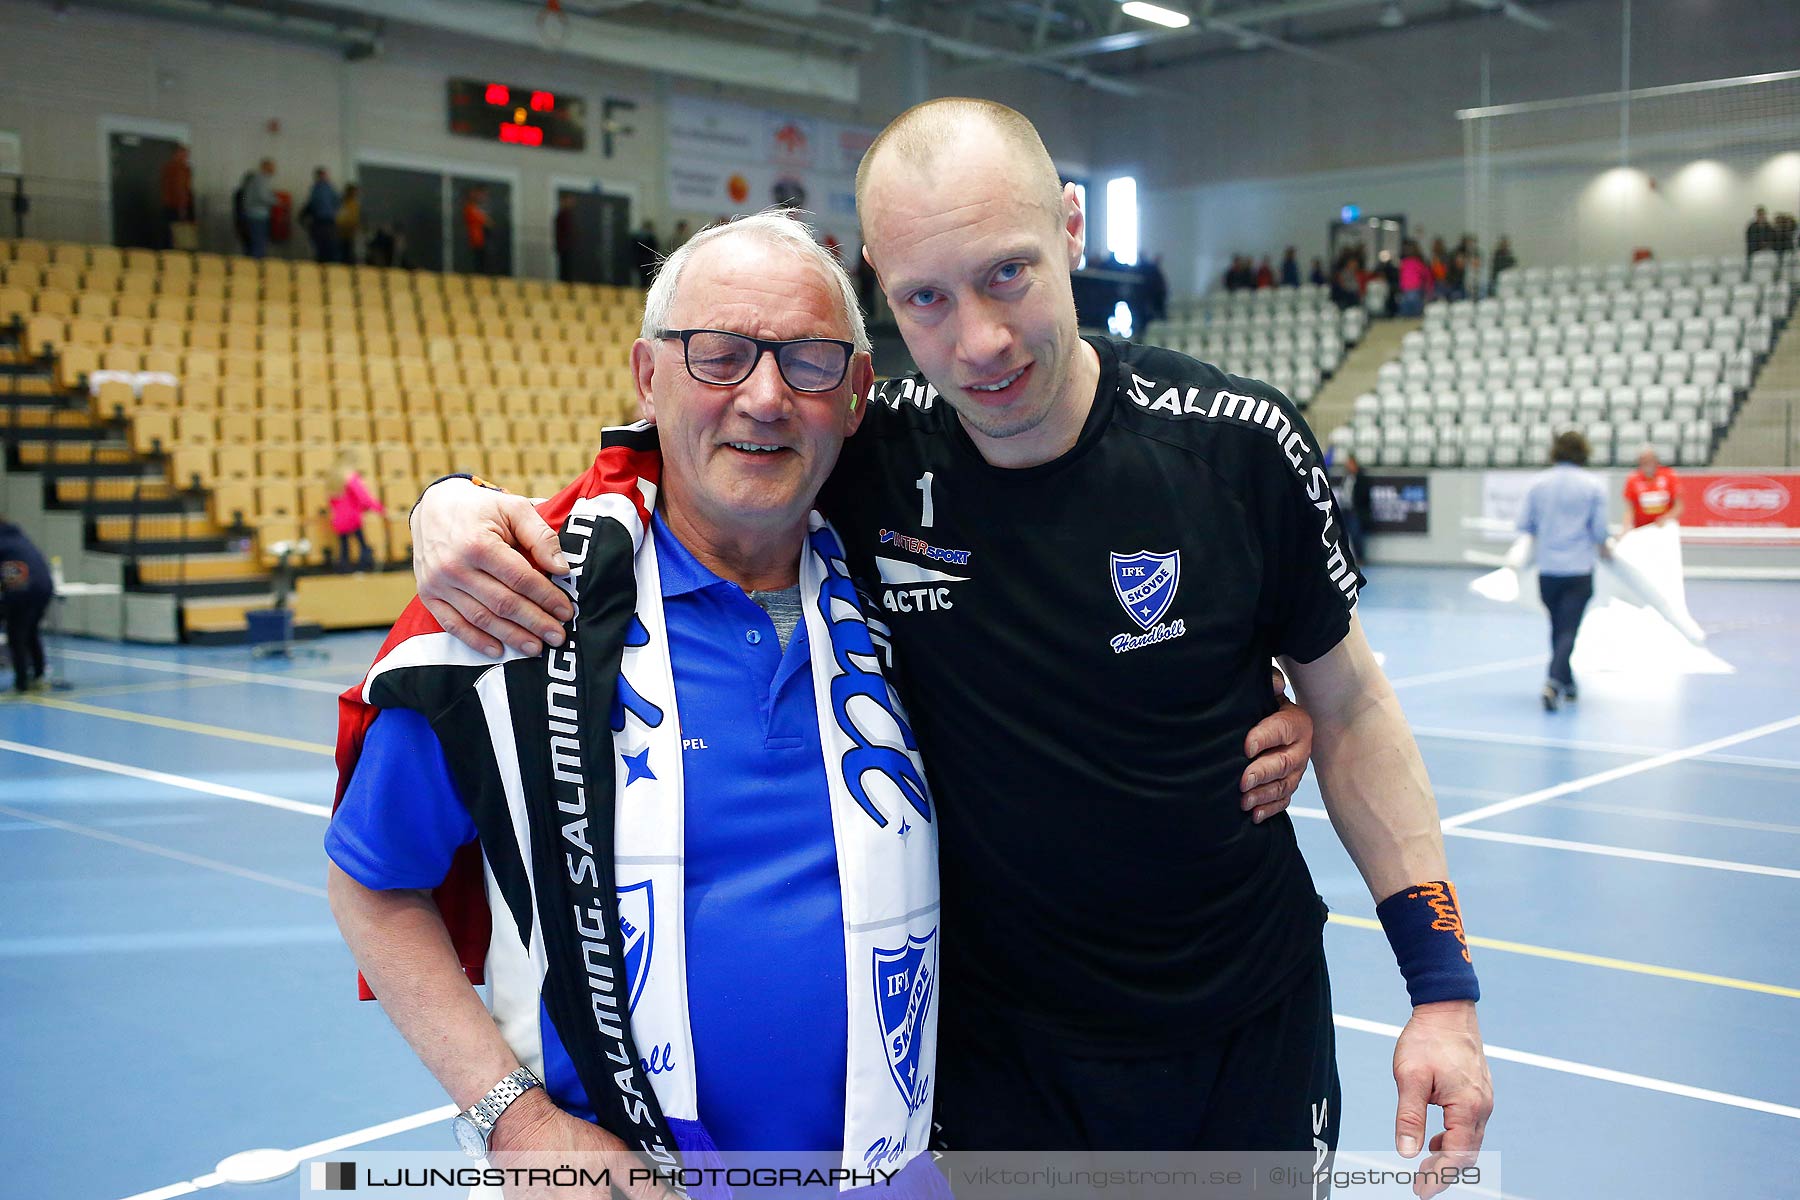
[452,1066,542,1158]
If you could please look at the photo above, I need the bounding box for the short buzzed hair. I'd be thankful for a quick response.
[855,98,1064,235]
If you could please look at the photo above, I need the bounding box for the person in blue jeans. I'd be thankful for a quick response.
[1517,430,1614,711]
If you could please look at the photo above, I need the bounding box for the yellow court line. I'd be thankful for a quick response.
[63,677,240,700]
[1328,913,1800,1000]
[25,697,335,757]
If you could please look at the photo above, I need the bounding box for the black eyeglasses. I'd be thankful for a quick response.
[655,328,854,393]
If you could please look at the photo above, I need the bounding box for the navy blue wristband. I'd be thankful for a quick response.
[1376,880,1481,1006]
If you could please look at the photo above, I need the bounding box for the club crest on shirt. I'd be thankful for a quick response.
[1111,550,1181,630]
[873,930,937,1112]
[617,879,653,1014]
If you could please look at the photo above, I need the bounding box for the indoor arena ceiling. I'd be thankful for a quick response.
[82,0,1564,100]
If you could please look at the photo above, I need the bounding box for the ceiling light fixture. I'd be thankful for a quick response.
[1121,2,1191,30]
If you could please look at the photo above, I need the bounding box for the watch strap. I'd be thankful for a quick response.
[463,1066,541,1138]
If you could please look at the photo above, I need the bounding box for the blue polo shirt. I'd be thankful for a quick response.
[1518,463,1610,576]
[327,514,849,1150]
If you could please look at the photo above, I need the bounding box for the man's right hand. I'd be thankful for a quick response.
[412,478,573,657]
[489,1089,674,1200]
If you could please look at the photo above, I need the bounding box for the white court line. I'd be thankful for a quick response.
[113,1105,456,1200]
[1409,725,1800,771]
[1288,807,1800,879]
[1441,713,1800,828]
[1386,655,1544,689]
[0,740,332,818]
[55,647,349,694]
[1548,797,1800,837]
[1335,1015,1800,1120]
[0,802,327,898]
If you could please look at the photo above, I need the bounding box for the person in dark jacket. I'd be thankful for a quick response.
[0,517,53,693]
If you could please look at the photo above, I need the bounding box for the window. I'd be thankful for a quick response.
[1105,176,1138,268]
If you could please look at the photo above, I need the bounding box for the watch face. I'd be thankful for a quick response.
[453,1115,487,1158]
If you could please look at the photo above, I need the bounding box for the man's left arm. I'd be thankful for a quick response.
[1282,616,1493,1198]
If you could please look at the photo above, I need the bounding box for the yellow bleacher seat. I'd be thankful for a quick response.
[210,480,255,528]
[298,413,335,444]
[84,268,122,293]
[217,415,259,447]
[299,447,336,479]
[256,384,294,412]
[553,446,590,476]
[113,293,152,320]
[100,347,141,373]
[259,414,298,445]
[334,387,370,416]
[150,297,188,322]
[167,446,211,490]
[508,416,543,445]
[56,344,99,391]
[442,414,479,444]
[486,447,522,478]
[34,288,74,318]
[89,246,124,272]
[123,249,158,272]
[414,446,453,477]
[93,379,135,419]
[262,328,294,355]
[2,262,41,288]
[374,444,414,480]
[1,285,34,325]
[131,410,175,454]
[141,380,179,409]
[175,412,217,445]
[186,323,223,351]
[215,445,258,480]
[190,296,224,323]
[44,264,83,291]
[108,318,147,348]
[74,292,114,319]
[215,381,257,413]
[10,240,50,265]
[371,414,409,444]
[259,447,300,480]
[335,413,371,444]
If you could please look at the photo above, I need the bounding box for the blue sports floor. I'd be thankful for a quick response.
[4,566,1798,1199]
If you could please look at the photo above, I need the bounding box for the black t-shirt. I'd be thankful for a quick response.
[819,336,1363,1052]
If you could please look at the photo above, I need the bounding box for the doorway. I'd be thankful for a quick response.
[358,164,444,271]
[451,176,512,276]
[554,187,631,285]
[107,130,184,250]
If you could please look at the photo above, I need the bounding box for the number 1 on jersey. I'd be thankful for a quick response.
[915,471,936,528]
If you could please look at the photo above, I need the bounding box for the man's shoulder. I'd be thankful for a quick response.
[1104,338,1320,468]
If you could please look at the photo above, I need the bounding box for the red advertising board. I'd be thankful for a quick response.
[1675,472,1800,528]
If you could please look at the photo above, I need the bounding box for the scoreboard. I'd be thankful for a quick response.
[448,79,585,151]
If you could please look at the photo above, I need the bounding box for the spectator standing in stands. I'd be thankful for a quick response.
[672,218,693,250]
[632,218,661,286]
[158,144,193,251]
[1623,446,1682,529]
[1517,431,1613,712]
[239,158,277,260]
[301,168,341,264]
[462,186,494,275]
[326,451,384,573]
[1771,213,1797,264]
[1254,255,1276,289]
[1428,237,1450,289]
[1279,246,1300,288]
[1332,453,1372,567]
[1330,247,1363,310]
[553,193,578,283]
[1490,236,1517,290]
[1746,206,1776,260]
[1309,256,1328,287]
[335,184,361,264]
[1397,241,1433,317]
[0,514,53,694]
[1141,254,1168,332]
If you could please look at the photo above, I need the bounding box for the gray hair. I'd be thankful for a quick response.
[638,208,869,354]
